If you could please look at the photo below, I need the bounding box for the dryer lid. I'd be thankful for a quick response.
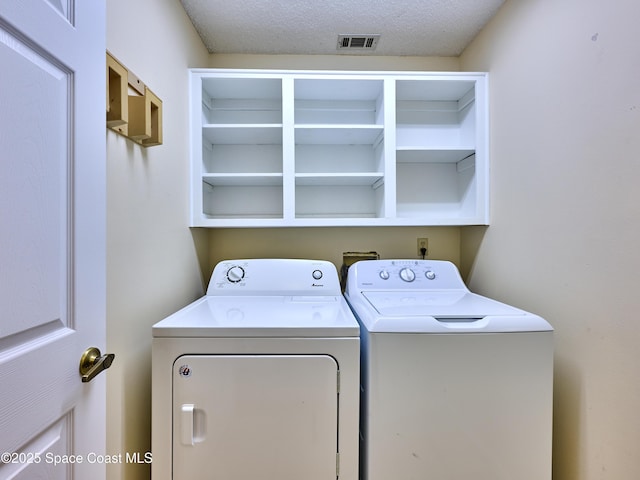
[152,296,360,337]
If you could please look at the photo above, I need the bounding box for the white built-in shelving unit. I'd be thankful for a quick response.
[190,69,488,227]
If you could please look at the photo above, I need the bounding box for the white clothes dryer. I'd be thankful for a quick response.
[152,259,360,480]
[344,259,553,480]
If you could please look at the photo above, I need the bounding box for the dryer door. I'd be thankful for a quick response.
[173,354,339,480]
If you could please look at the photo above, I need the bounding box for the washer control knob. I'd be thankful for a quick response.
[226,266,245,283]
[312,269,323,280]
[425,270,436,280]
[399,267,416,282]
[379,270,390,280]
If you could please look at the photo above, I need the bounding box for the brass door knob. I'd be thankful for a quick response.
[79,347,115,383]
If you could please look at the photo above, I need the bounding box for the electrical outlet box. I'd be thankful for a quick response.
[417,238,429,257]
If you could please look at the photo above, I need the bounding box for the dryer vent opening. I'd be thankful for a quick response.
[337,34,380,50]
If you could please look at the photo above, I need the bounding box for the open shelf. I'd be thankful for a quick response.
[395,159,477,219]
[203,173,283,187]
[295,125,383,145]
[295,173,384,187]
[201,77,282,125]
[203,144,282,175]
[202,183,283,219]
[396,148,475,164]
[295,185,383,219]
[203,125,282,145]
[294,78,384,125]
[396,79,476,150]
[295,144,383,173]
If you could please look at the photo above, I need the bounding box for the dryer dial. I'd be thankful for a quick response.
[399,267,416,282]
[226,266,245,283]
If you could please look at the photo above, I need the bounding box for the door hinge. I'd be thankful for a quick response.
[336,452,340,477]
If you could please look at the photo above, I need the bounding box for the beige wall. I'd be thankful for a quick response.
[106,0,209,478]
[205,227,461,281]
[460,1,640,479]
[105,2,640,478]
[208,53,460,71]
[204,54,464,276]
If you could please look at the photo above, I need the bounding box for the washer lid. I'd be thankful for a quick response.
[362,290,521,318]
[152,296,359,337]
[354,291,552,333]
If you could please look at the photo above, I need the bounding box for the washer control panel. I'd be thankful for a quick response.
[348,259,467,291]
[207,259,340,295]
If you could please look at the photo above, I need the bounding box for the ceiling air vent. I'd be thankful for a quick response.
[337,34,380,51]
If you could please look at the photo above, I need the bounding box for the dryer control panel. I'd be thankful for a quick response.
[346,259,467,292]
[207,259,341,296]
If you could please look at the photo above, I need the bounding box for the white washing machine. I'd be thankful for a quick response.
[152,259,360,480]
[344,259,553,480]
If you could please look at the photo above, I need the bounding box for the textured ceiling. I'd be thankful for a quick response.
[180,0,506,56]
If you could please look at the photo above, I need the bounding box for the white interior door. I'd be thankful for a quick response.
[173,355,339,480]
[0,1,106,479]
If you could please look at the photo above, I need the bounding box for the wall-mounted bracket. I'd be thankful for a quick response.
[107,53,128,130]
[128,87,163,146]
[106,52,163,147]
